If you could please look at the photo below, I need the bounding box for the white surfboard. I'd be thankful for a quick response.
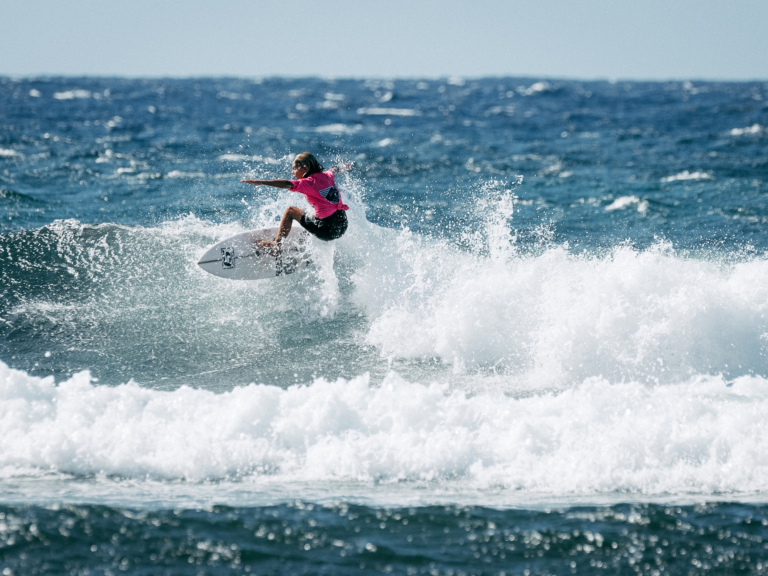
[197,227,312,280]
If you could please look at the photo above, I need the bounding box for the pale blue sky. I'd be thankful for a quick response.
[2,0,767,80]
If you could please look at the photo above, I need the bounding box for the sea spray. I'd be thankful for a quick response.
[358,237,768,386]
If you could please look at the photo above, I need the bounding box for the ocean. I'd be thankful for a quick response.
[1,75,767,574]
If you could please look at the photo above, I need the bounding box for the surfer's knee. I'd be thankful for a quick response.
[286,206,304,220]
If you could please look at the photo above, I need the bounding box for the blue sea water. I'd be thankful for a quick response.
[1,76,768,574]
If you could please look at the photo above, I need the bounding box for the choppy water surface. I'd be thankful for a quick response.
[1,76,768,574]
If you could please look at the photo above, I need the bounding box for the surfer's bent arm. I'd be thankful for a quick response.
[329,163,353,175]
[240,179,293,189]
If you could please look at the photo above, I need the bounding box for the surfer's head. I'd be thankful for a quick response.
[292,152,324,179]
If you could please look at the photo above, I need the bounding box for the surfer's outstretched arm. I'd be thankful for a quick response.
[240,179,293,189]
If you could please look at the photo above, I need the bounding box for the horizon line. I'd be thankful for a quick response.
[2,73,767,84]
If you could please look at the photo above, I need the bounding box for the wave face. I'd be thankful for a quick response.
[0,215,350,389]
[3,208,767,391]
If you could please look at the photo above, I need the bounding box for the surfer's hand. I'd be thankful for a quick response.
[241,180,258,184]
[332,163,353,174]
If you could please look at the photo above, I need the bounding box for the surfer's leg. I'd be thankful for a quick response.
[275,206,305,244]
[257,207,304,256]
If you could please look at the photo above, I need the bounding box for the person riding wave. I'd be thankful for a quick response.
[241,152,350,253]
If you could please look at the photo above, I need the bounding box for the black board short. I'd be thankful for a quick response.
[299,210,348,241]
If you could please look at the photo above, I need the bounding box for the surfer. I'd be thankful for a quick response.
[241,153,350,253]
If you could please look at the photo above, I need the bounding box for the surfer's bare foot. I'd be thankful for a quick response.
[256,240,280,257]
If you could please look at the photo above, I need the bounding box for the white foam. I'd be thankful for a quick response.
[730,124,763,136]
[0,149,23,158]
[485,105,516,116]
[217,153,286,164]
[661,170,714,182]
[218,153,252,162]
[351,226,768,389]
[524,81,551,95]
[216,91,252,100]
[356,107,421,117]
[53,89,92,100]
[3,359,768,500]
[315,124,360,135]
[166,170,206,179]
[605,195,648,212]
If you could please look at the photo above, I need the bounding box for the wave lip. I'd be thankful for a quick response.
[3,360,768,499]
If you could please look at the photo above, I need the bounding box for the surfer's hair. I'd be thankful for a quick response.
[294,152,324,176]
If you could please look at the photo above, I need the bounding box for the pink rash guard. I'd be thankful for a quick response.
[290,170,349,219]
